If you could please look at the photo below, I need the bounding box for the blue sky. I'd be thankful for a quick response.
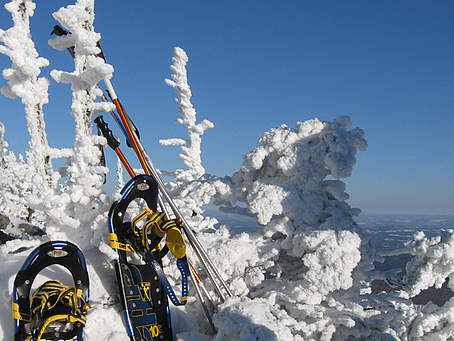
[0,1,453,214]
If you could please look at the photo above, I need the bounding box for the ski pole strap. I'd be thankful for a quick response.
[146,252,190,306]
[25,280,89,341]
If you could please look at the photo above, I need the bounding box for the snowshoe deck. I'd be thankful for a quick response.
[12,241,89,341]
[109,175,173,341]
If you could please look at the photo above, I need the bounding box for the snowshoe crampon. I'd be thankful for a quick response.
[12,241,90,341]
[109,174,190,341]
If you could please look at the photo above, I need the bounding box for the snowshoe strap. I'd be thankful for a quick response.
[130,209,189,305]
[109,232,136,253]
[28,280,89,341]
[132,209,187,259]
[12,302,31,322]
[132,208,166,247]
[146,252,190,306]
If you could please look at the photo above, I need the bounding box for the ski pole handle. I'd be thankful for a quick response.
[94,115,120,150]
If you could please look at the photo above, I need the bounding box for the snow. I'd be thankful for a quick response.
[1,1,454,340]
[161,46,214,182]
[405,230,454,296]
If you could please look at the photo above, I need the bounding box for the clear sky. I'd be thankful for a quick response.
[0,1,453,215]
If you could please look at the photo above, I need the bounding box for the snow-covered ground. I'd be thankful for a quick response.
[1,1,454,340]
[357,213,454,253]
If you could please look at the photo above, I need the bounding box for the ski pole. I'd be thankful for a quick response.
[189,260,215,308]
[94,115,135,178]
[52,22,231,300]
[188,264,216,333]
[103,78,232,301]
[103,82,150,175]
[94,116,218,312]
[95,114,173,220]
[51,25,224,328]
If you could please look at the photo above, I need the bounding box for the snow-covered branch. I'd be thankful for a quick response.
[49,0,113,206]
[404,230,454,296]
[0,0,54,190]
[161,46,213,181]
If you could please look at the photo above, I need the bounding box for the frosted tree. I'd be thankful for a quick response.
[0,0,58,224]
[0,122,6,165]
[157,46,218,237]
[157,51,372,340]
[115,156,125,193]
[0,0,114,232]
[45,0,114,234]
[49,0,113,201]
[199,116,372,339]
[0,123,31,220]
[162,46,214,182]
[0,0,54,191]
[213,116,367,233]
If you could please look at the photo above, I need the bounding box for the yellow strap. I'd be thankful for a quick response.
[13,280,90,341]
[143,213,166,238]
[137,210,166,249]
[31,281,69,314]
[31,281,89,341]
[131,208,154,234]
[120,209,187,258]
[30,280,89,319]
[12,302,31,322]
[109,233,136,253]
[161,219,177,232]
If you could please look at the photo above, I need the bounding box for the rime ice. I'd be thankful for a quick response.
[0,1,453,340]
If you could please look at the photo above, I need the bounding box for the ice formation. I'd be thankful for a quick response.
[404,230,454,296]
[0,1,453,340]
[212,116,367,230]
[0,0,52,189]
[161,46,214,182]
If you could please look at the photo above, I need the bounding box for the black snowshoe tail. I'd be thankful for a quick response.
[12,241,89,341]
[109,174,173,341]
[120,263,172,340]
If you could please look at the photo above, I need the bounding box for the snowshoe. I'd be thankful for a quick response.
[108,174,190,341]
[12,241,90,341]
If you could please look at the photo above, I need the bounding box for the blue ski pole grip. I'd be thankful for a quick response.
[94,115,120,150]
